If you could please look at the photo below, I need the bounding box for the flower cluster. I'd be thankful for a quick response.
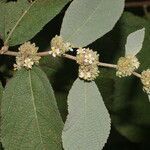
[76,48,99,66]
[14,42,41,70]
[116,55,140,77]
[49,35,72,57]
[76,48,99,81]
[11,35,149,96]
[141,69,150,94]
[79,65,99,81]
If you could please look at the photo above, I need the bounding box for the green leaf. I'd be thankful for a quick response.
[0,0,70,46]
[0,82,3,139]
[62,78,111,150]
[0,82,3,103]
[111,14,150,143]
[1,67,63,150]
[125,28,145,56]
[61,0,125,47]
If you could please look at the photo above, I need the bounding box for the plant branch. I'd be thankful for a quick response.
[37,51,141,78]
[133,71,142,78]
[0,50,18,56]
[125,1,150,8]
[98,62,117,68]
[143,4,150,19]
[0,48,142,78]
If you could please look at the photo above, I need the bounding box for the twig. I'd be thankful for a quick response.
[63,54,77,61]
[37,51,49,56]
[0,50,17,56]
[125,1,150,8]
[133,71,141,78]
[98,62,117,68]
[0,45,9,54]
[143,4,150,19]
[0,48,142,78]
[37,51,142,78]
[38,51,77,61]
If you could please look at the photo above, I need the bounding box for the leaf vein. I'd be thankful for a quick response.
[28,70,46,150]
[5,0,38,44]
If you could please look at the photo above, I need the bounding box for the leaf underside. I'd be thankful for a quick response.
[61,0,125,47]
[125,28,145,56]
[62,79,111,150]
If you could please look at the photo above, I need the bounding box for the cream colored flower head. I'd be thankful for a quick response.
[141,69,150,94]
[77,47,100,81]
[76,48,99,66]
[116,55,140,77]
[18,41,38,55]
[14,42,41,70]
[79,65,99,81]
[49,35,72,57]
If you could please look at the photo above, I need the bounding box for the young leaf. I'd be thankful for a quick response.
[0,0,70,46]
[125,28,145,56]
[62,78,111,150]
[1,67,63,149]
[61,0,125,47]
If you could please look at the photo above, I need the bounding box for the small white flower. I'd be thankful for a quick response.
[23,58,34,69]
[78,65,99,81]
[49,47,61,57]
[76,48,99,66]
[77,48,86,55]
[79,71,84,78]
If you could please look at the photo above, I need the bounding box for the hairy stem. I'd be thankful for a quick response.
[0,48,142,78]
[0,50,18,56]
[98,62,117,68]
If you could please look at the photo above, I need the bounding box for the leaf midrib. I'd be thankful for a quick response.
[66,0,102,42]
[83,82,87,149]
[5,0,38,44]
[83,82,102,149]
[32,67,63,146]
[28,70,46,150]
